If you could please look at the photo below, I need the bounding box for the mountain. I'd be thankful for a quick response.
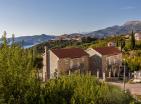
[7,34,55,48]
[86,20,141,38]
[1,20,141,48]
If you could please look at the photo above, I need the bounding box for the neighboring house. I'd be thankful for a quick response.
[86,47,122,80]
[42,47,89,81]
[107,42,116,47]
[133,71,141,83]
[135,33,141,41]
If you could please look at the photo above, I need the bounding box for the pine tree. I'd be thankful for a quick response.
[130,30,135,50]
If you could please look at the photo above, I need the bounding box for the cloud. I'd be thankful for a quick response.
[120,6,136,10]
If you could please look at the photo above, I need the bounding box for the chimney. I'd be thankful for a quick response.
[42,46,49,81]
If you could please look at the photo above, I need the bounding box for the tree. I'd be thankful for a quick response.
[115,36,119,47]
[44,75,132,104]
[116,39,119,47]
[12,34,15,44]
[119,38,125,51]
[2,31,7,46]
[130,30,135,50]
[0,34,41,104]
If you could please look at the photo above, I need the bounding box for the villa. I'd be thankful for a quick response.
[42,47,89,81]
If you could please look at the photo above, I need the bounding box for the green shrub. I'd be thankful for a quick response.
[43,75,132,104]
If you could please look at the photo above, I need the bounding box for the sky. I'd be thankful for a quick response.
[0,0,141,37]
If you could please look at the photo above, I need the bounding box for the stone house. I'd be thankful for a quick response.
[86,47,122,80]
[135,33,141,41]
[42,47,89,81]
[107,42,116,47]
[133,71,141,83]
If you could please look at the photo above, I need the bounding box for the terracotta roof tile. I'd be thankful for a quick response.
[94,47,121,55]
[51,48,88,59]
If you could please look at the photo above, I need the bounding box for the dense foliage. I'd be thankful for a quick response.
[44,75,133,104]
[125,50,141,71]
[0,33,39,104]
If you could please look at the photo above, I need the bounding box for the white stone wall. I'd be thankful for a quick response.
[49,50,59,79]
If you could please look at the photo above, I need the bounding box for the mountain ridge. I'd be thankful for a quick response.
[86,20,141,38]
[1,20,141,48]
[0,34,56,48]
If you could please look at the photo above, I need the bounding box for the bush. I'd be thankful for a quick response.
[43,75,132,104]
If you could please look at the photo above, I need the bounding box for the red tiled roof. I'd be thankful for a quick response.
[51,48,88,59]
[94,47,121,55]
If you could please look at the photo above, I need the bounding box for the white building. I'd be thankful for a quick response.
[135,33,141,41]
[133,71,141,83]
[107,42,116,47]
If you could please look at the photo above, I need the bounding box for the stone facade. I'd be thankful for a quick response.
[86,47,122,79]
[58,56,89,74]
[86,48,102,76]
[104,53,122,78]
[42,47,89,81]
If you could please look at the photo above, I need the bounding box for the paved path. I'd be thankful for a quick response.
[108,82,141,95]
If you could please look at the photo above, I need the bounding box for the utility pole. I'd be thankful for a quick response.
[123,59,126,92]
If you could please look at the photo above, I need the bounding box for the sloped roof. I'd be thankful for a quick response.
[51,48,88,59]
[94,47,121,55]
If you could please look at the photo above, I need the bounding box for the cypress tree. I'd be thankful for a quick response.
[2,31,7,46]
[120,39,125,51]
[130,30,135,50]
[116,36,119,47]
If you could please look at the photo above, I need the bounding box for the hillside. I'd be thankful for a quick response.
[6,34,55,48]
[86,20,141,38]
